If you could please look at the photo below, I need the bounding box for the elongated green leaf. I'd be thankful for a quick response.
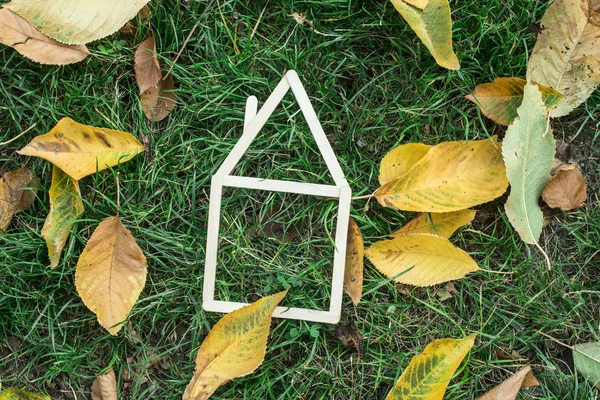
[389,0,459,70]
[503,82,555,244]
[573,342,600,389]
[42,166,84,269]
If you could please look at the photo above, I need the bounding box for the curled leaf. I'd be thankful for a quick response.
[343,218,364,306]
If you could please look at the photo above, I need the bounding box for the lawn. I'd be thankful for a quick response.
[1,0,599,399]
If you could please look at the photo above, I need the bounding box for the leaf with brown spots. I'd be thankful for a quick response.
[141,73,177,122]
[135,36,161,94]
[542,165,587,210]
[343,218,364,306]
[0,166,38,233]
[17,117,144,180]
[391,210,476,239]
[476,366,539,400]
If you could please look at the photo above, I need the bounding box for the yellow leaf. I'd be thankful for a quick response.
[365,233,479,287]
[375,137,508,212]
[403,0,430,9]
[3,0,151,45]
[0,9,89,65]
[385,335,476,400]
[389,0,459,70]
[391,210,476,239]
[17,117,144,180]
[465,77,564,126]
[42,166,84,269]
[0,166,38,233]
[344,218,364,306]
[0,388,51,400]
[476,366,539,400]
[379,143,432,185]
[141,73,177,122]
[135,36,161,95]
[183,291,287,400]
[75,216,147,335]
[526,0,600,117]
[91,369,118,400]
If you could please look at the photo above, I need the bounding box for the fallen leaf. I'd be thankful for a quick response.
[389,0,460,70]
[42,166,84,268]
[0,166,38,233]
[141,73,177,122]
[0,388,51,400]
[503,82,555,244]
[573,342,600,389]
[344,218,364,306]
[466,77,564,126]
[17,117,144,180]
[527,0,600,116]
[135,36,162,94]
[4,0,152,45]
[334,322,364,360]
[91,369,118,400]
[375,137,508,212]
[402,0,430,9]
[183,291,287,400]
[385,334,476,400]
[378,143,432,185]
[435,281,458,301]
[494,346,527,361]
[542,166,587,210]
[75,216,147,335]
[391,210,476,239]
[365,233,479,287]
[289,12,314,28]
[119,5,150,36]
[476,366,539,400]
[0,9,89,65]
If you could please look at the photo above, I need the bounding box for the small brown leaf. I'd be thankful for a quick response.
[119,6,150,36]
[334,322,363,360]
[135,36,162,94]
[289,12,313,27]
[0,166,38,233]
[344,218,364,306]
[141,73,177,122]
[91,369,118,400]
[476,366,539,400]
[435,281,458,301]
[542,166,587,210]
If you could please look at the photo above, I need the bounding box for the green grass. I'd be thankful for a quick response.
[1,0,599,398]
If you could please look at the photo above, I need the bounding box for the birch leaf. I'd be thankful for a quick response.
[135,36,161,95]
[385,335,476,400]
[3,0,152,45]
[0,166,38,233]
[466,77,564,125]
[91,369,118,400]
[183,291,287,400]
[75,216,147,335]
[391,209,476,239]
[365,233,479,287]
[42,166,84,269]
[375,137,508,212]
[0,9,89,65]
[379,143,432,185]
[0,388,50,400]
[526,0,600,117]
[389,0,459,70]
[343,218,364,306]
[17,117,144,180]
[573,342,600,389]
[476,366,539,400]
[503,82,555,244]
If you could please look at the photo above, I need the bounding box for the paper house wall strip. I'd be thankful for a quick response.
[203,70,351,324]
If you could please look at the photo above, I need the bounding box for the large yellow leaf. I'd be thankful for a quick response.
[183,292,287,400]
[391,209,476,239]
[389,0,459,70]
[0,166,38,233]
[75,216,147,335]
[365,233,479,287]
[0,9,89,65]
[344,218,364,306]
[17,117,144,180]
[0,388,50,400]
[42,166,84,269]
[379,143,432,185]
[466,77,564,126]
[526,0,600,117]
[385,335,476,400]
[3,0,151,45]
[375,137,508,212]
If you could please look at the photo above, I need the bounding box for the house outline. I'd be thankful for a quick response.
[203,70,352,324]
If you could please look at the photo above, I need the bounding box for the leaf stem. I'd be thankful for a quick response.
[536,330,574,351]
[478,268,514,275]
[115,173,120,217]
[351,194,374,201]
[534,242,551,270]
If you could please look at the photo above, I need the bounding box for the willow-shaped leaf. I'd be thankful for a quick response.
[391,210,476,239]
[573,342,600,389]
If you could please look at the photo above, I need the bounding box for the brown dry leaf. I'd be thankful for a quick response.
[495,346,527,361]
[542,166,587,210]
[391,210,476,239]
[344,218,364,306]
[435,281,458,301]
[91,369,118,400]
[476,366,539,400]
[0,9,89,65]
[119,5,150,36]
[135,36,162,94]
[75,216,147,335]
[289,12,314,27]
[334,322,364,360]
[141,73,177,122]
[0,166,38,233]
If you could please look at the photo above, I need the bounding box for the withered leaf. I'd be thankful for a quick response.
[135,36,161,94]
[542,166,587,210]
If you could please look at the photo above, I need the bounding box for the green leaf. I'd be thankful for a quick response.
[502,82,555,244]
[0,388,51,400]
[573,342,600,389]
[42,166,84,269]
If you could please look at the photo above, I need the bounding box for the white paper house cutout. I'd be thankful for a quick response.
[203,70,351,324]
